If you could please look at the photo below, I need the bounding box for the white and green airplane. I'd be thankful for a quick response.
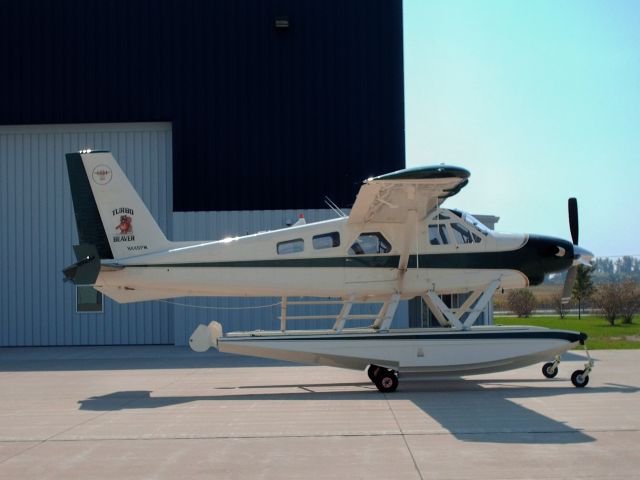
[64,150,594,392]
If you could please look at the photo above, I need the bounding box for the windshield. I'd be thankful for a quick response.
[461,212,491,236]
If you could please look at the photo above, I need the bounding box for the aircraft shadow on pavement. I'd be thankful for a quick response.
[77,381,638,446]
[0,350,296,372]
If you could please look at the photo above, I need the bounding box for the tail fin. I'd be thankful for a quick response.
[66,151,172,260]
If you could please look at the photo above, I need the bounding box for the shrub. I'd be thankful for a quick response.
[507,289,537,317]
[619,279,640,324]
[572,265,595,319]
[492,294,508,312]
[551,293,572,319]
[592,283,621,325]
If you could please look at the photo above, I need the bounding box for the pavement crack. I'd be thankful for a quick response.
[384,394,424,480]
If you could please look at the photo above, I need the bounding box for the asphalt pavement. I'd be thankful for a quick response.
[0,346,638,479]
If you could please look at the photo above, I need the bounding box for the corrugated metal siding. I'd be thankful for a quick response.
[171,210,408,345]
[0,0,405,212]
[0,123,174,346]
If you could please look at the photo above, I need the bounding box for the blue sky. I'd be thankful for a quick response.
[403,0,640,257]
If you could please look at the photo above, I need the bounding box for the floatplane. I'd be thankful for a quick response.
[64,151,594,392]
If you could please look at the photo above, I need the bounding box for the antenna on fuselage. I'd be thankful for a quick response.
[324,196,347,218]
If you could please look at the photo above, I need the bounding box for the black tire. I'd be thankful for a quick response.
[542,362,558,379]
[367,365,380,383]
[571,369,589,388]
[374,370,398,393]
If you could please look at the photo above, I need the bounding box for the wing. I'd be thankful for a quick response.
[348,165,470,225]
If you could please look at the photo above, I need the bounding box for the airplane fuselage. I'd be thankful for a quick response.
[94,209,574,303]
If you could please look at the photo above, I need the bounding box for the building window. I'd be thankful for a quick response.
[277,238,304,255]
[313,232,340,250]
[76,286,103,313]
[348,232,392,255]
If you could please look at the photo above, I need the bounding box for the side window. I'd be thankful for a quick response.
[313,232,340,250]
[277,238,304,255]
[428,224,450,245]
[348,232,392,255]
[451,223,474,244]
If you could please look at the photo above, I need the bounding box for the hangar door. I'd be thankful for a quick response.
[0,123,174,346]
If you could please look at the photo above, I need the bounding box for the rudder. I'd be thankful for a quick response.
[66,151,172,260]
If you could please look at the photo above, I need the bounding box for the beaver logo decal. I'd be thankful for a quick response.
[112,208,135,243]
[116,215,133,235]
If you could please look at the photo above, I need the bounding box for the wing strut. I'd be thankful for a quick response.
[422,280,500,330]
[272,295,402,333]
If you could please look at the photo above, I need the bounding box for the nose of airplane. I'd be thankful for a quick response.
[520,235,575,285]
[536,235,575,262]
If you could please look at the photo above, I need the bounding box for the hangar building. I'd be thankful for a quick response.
[0,0,493,347]
[0,0,407,346]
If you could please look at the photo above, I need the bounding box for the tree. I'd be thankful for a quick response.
[616,257,634,277]
[591,256,640,284]
[507,289,537,317]
[592,257,615,283]
[572,265,595,319]
[619,279,640,324]
[551,293,571,319]
[593,283,621,325]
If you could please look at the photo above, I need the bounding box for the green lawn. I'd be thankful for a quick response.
[494,315,640,349]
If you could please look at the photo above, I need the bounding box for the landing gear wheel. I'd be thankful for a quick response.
[374,370,398,393]
[542,362,558,379]
[367,365,380,383]
[571,369,589,388]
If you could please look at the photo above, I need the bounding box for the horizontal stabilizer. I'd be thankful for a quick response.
[95,285,183,303]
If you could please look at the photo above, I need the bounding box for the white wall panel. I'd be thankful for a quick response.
[0,123,173,346]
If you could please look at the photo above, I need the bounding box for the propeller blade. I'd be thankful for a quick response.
[561,265,578,304]
[568,197,579,245]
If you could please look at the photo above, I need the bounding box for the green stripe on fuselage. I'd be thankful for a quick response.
[116,236,572,287]
[122,251,528,270]
[125,255,401,269]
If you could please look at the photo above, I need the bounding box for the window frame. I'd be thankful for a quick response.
[348,232,392,255]
[450,222,474,245]
[312,232,340,250]
[277,238,305,255]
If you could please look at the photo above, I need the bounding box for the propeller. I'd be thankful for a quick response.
[562,198,579,304]
[561,264,578,303]
[568,197,579,245]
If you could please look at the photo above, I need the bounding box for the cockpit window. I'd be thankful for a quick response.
[451,223,474,244]
[348,232,392,255]
[462,212,490,236]
[428,224,450,245]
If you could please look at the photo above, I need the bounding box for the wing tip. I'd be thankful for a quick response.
[371,165,470,183]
